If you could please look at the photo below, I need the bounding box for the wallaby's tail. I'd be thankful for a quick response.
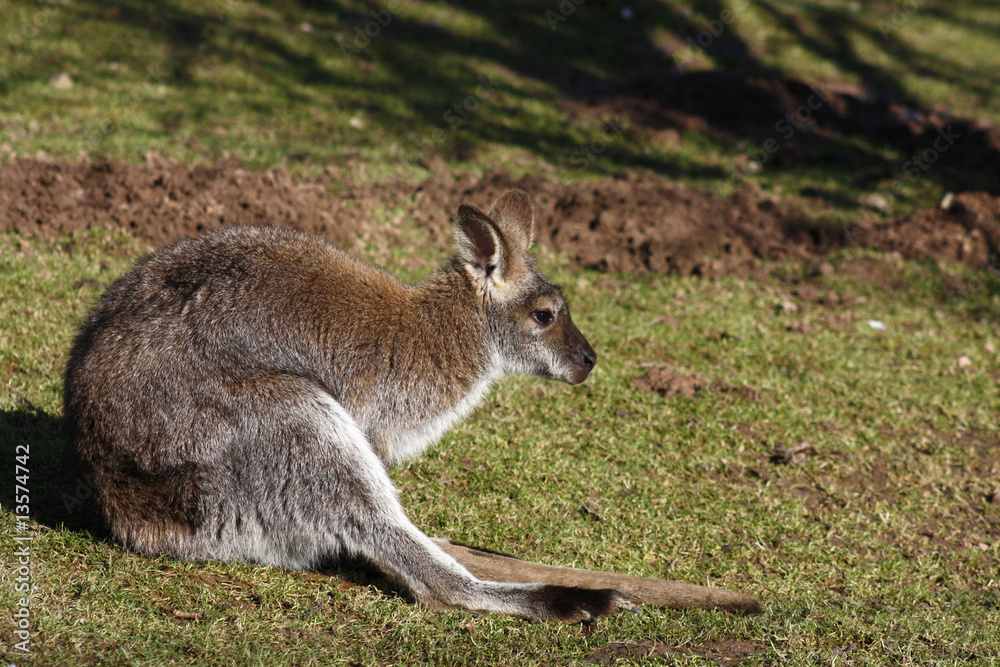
[435,540,762,615]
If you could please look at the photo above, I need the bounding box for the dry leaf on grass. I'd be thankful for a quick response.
[769,441,817,465]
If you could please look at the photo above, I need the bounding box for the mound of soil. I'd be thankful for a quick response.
[0,154,374,247]
[1,155,998,276]
[587,638,764,665]
[632,365,758,401]
[865,192,1000,268]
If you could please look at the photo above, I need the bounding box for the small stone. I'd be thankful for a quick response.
[788,320,813,335]
[769,441,816,465]
[859,193,891,213]
[49,72,74,90]
[814,260,834,276]
[776,299,798,314]
[884,251,904,269]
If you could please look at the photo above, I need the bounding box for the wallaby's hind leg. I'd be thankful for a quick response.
[226,379,631,622]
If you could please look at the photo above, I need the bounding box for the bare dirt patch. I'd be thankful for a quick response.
[2,156,999,277]
[0,154,371,247]
[632,365,758,402]
[586,637,765,665]
[865,192,1000,269]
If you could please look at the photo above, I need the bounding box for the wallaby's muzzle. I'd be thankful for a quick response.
[563,321,597,385]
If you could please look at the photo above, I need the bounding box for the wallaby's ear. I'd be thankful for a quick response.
[487,189,534,254]
[454,204,509,282]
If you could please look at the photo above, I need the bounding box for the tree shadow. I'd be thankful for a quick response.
[21,0,1000,192]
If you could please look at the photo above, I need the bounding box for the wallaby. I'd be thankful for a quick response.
[64,190,761,622]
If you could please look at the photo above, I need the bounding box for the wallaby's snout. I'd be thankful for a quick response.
[538,302,597,385]
[514,299,597,385]
[564,319,597,385]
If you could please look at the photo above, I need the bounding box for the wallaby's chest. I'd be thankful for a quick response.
[380,365,501,464]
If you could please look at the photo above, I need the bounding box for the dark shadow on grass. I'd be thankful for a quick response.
[1,405,107,538]
[8,1,1000,197]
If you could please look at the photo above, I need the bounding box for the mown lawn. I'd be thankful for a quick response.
[3,1,1000,665]
[2,229,998,665]
[3,1,1000,207]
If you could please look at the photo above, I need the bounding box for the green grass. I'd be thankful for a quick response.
[2,231,999,665]
[2,1,1000,212]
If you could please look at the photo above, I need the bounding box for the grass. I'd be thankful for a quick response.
[2,0,1000,664]
[2,230,999,665]
[2,1,1000,210]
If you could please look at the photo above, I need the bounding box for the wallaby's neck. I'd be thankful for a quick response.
[337,260,501,464]
[404,259,497,391]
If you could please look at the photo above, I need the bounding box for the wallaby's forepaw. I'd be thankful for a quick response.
[535,585,637,622]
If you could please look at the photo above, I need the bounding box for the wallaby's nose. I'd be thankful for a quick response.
[566,344,597,384]
[562,318,596,384]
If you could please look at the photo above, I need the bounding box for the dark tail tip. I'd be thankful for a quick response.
[737,596,764,615]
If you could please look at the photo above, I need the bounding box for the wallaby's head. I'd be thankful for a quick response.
[453,189,597,385]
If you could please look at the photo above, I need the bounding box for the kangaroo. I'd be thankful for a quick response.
[64,190,632,621]
[64,189,762,621]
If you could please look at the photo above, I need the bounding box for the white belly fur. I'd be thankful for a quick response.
[388,367,503,464]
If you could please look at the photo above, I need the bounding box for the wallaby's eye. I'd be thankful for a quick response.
[531,309,554,326]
